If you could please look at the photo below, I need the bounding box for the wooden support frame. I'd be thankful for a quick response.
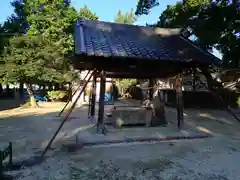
[97,70,107,133]
[149,78,154,101]
[192,68,196,91]
[175,74,184,129]
[41,71,94,158]
[90,70,97,119]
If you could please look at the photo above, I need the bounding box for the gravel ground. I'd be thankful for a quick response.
[10,137,240,180]
[1,104,240,180]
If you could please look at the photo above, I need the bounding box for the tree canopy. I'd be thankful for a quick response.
[135,0,159,16]
[136,0,240,69]
[0,0,99,106]
[115,9,137,24]
[79,5,99,21]
[1,1,99,83]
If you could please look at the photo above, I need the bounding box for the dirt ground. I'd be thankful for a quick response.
[1,102,240,180]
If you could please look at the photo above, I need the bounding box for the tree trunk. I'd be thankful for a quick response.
[19,82,24,98]
[49,85,53,90]
[0,83,3,93]
[6,84,11,96]
[54,84,60,90]
[42,84,46,94]
[83,90,86,102]
[68,83,72,101]
[200,68,216,90]
[25,83,39,108]
[200,68,224,95]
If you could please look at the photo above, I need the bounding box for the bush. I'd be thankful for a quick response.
[85,87,92,97]
[47,90,68,102]
[237,97,240,107]
[119,79,137,90]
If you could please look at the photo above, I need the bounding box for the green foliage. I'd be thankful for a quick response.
[166,1,239,69]
[85,87,92,97]
[47,90,68,101]
[79,5,98,20]
[135,0,159,16]
[0,1,99,106]
[237,96,240,107]
[0,25,6,82]
[115,9,137,24]
[3,35,45,83]
[118,79,137,90]
[136,0,240,69]
[0,24,6,52]
[1,0,99,85]
[2,35,67,84]
[25,0,79,73]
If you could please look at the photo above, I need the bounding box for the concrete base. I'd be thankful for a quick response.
[62,122,212,148]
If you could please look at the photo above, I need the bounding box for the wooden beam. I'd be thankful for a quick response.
[90,71,97,118]
[72,55,196,77]
[149,78,154,100]
[97,70,106,133]
[192,69,196,91]
[175,74,184,129]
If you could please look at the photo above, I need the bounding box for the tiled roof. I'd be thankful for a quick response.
[74,19,219,64]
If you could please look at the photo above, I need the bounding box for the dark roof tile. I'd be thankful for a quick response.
[74,19,220,65]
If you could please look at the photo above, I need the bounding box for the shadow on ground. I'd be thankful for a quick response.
[0,102,240,167]
[166,106,240,138]
[0,98,26,111]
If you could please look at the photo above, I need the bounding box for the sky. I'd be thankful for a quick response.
[0,0,179,25]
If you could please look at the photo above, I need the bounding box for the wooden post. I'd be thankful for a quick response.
[149,78,154,100]
[41,72,94,158]
[19,82,24,98]
[0,83,3,93]
[176,74,184,129]
[68,83,72,102]
[192,69,196,91]
[90,71,97,118]
[97,71,106,133]
[83,90,86,102]
[0,149,3,177]
[9,142,12,168]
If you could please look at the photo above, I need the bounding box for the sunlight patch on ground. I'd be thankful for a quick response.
[0,102,67,118]
[63,124,95,139]
[197,126,213,135]
[40,124,95,148]
[198,113,215,119]
[198,113,234,125]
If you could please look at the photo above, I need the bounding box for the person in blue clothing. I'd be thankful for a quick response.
[104,82,119,102]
